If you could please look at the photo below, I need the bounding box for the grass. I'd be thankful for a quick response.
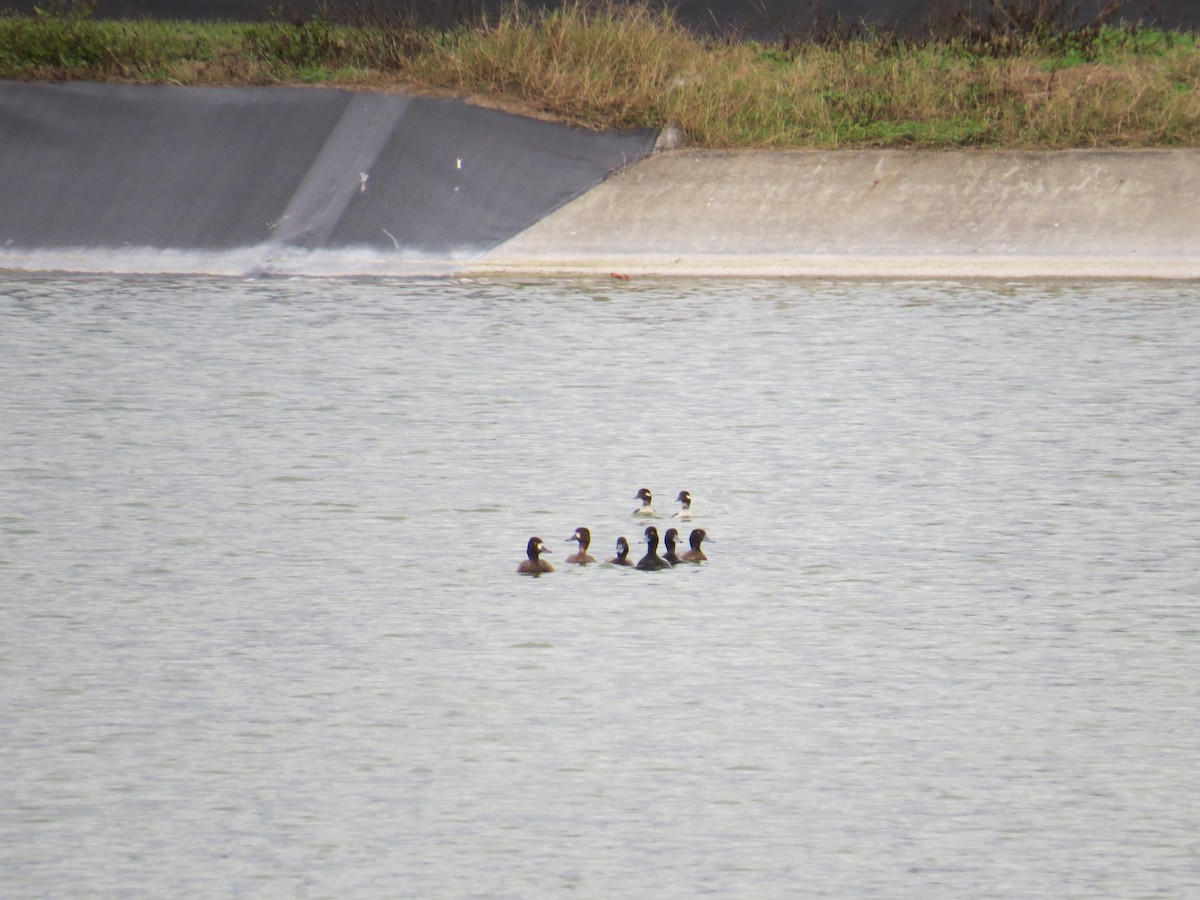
[0,0,1198,148]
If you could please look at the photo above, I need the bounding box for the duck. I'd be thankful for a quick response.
[517,536,554,575]
[679,528,711,562]
[632,487,655,516]
[672,490,693,521]
[636,525,672,570]
[606,536,634,566]
[565,526,597,565]
[662,527,683,566]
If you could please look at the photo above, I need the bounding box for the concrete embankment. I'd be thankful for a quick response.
[474,148,1200,279]
[0,82,1196,279]
[0,81,656,277]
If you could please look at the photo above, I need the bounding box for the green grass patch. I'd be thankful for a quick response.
[0,0,1198,148]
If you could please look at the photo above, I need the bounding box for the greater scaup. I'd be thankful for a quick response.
[565,526,597,565]
[606,536,634,566]
[636,525,672,570]
[662,527,683,566]
[632,487,655,516]
[679,528,711,562]
[517,536,554,575]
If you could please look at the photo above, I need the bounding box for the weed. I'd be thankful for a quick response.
[0,0,1196,148]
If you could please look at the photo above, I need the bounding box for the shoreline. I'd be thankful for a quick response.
[1,81,1196,281]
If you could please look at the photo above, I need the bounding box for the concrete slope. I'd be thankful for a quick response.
[2,80,1196,280]
[0,81,656,276]
[473,149,1200,279]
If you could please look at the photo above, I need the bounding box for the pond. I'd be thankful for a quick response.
[3,274,1198,897]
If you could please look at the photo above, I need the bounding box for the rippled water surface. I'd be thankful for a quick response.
[3,275,1199,897]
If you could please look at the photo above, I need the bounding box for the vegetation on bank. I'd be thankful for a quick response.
[0,0,1198,148]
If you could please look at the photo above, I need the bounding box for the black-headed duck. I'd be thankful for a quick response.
[636,525,672,570]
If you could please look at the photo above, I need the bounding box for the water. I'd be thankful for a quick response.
[2,274,1199,898]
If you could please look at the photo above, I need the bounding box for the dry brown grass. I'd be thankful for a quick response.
[1,1,1197,147]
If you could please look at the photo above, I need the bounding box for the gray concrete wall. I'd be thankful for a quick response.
[1,82,1196,279]
[474,149,1200,279]
[0,81,656,277]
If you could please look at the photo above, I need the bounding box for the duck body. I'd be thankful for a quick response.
[606,536,634,567]
[565,526,597,565]
[679,528,710,562]
[672,490,693,521]
[636,525,672,570]
[517,536,554,575]
[662,527,683,566]
[632,487,655,516]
